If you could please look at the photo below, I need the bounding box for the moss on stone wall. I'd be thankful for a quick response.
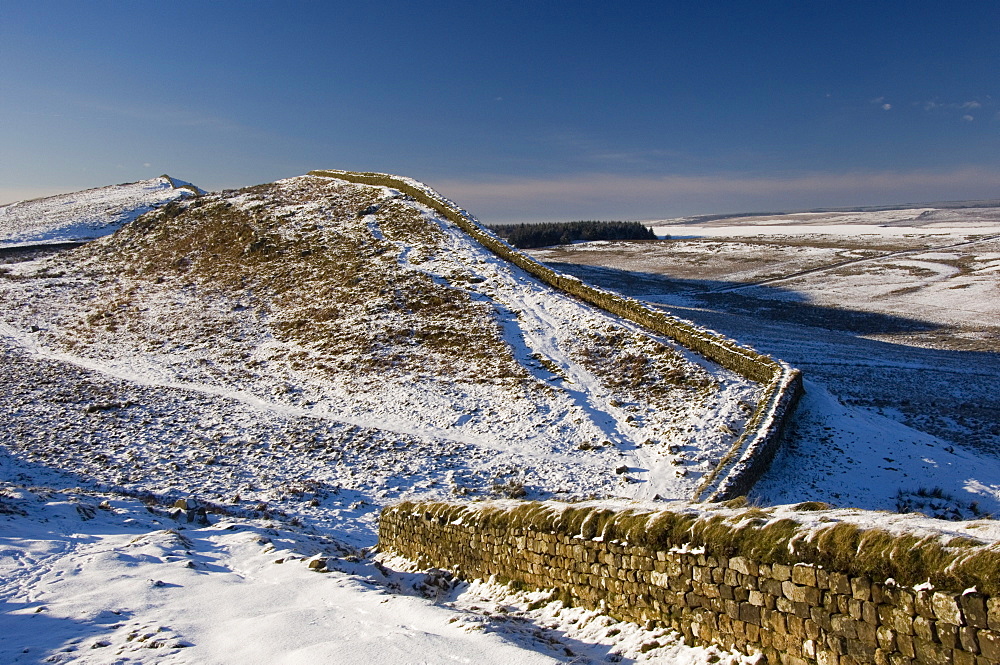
[380,500,1000,665]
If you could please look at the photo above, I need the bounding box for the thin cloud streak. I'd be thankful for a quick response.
[434,169,1000,222]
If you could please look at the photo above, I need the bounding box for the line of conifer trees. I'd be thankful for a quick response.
[487,220,657,249]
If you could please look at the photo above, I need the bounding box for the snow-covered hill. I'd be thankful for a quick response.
[0,176,201,248]
[0,174,760,525]
[0,173,775,663]
[2,174,997,664]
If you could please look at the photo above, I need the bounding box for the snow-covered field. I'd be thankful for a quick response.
[0,175,773,663]
[530,206,1000,518]
[1,478,764,665]
[4,181,999,663]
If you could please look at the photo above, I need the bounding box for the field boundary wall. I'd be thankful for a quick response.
[310,169,802,500]
[380,501,1000,665]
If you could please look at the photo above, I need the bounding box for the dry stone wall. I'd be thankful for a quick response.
[309,169,803,501]
[380,502,1000,665]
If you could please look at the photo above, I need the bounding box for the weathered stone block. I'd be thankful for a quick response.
[863,601,879,626]
[897,633,915,659]
[772,610,788,634]
[857,620,877,646]
[937,622,958,649]
[987,598,1000,631]
[877,625,897,651]
[960,594,988,630]
[847,636,877,662]
[912,637,951,665]
[829,572,851,595]
[818,651,840,665]
[771,563,791,582]
[784,581,822,605]
[832,614,860,639]
[725,599,740,620]
[958,626,979,654]
[828,634,850,655]
[805,618,821,640]
[740,603,761,626]
[913,616,936,642]
[891,607,916,635]
[979,629,1000,661]
[933,592,964,626]
[730,556,758,576]
[852,576,872,602]
[793,564,818,587]
[780,653,809,665]
[762,577,784,597]
[839,596,852,615]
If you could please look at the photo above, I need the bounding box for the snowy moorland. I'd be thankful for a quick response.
[3,178,999,663]
[0,176,200,248]
[0,174,780,663]
[529,206,1000,518]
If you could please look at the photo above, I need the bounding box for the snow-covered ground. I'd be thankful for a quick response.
[0,175,760,509]
[0,175,772,663]
[1,479,762,665]
[4,182,998,663]
[529,206,1000,518]
[0,176,199,248]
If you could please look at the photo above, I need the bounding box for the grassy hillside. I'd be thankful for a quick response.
[0,174,760,511]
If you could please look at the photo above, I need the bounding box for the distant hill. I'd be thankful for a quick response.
[659,198,1000,226]
[0,175,202,247]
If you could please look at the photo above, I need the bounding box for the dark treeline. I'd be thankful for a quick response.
[487,220,657,249]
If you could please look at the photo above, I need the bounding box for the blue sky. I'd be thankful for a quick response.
[2,1,998,221]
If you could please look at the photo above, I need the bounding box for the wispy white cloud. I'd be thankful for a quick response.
[433,168,1000,222]
[962,115,975,122]
[872,97,892,110]
[920,99,985,114]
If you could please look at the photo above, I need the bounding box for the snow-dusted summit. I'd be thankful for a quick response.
[0,175,201,248]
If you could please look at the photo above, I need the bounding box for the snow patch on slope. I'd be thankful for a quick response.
[0,176,198,247]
